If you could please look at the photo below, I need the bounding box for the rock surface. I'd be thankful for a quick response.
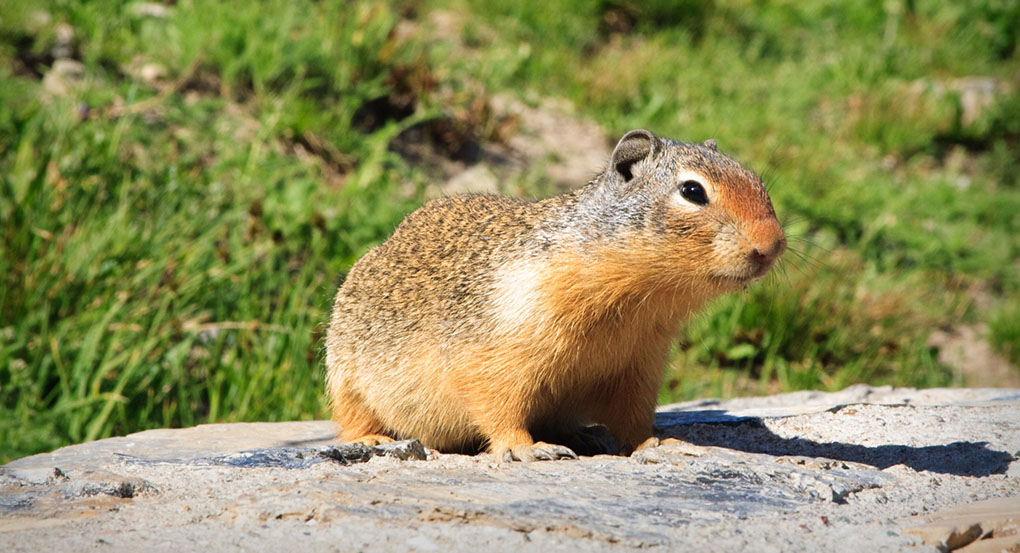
[2,385,1018,552]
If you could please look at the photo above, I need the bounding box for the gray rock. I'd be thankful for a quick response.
[195,447,334,469]
[1,386,1018,552]
[42,59,85,97]
[371,439,429,461]
[61,470,157,499]
[128,2,171,18]
[906,77,1012,130]
[904,497,1020,551]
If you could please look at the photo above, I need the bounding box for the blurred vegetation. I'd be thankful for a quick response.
[1,0,1018,461]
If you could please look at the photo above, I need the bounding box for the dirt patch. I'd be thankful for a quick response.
[398,94,611,198]
[386,8,613,197]
[928,324,1020,388]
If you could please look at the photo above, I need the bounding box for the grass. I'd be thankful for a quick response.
[2,0,1018,462]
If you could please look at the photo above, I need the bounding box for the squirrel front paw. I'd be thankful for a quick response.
[498,441,578,463]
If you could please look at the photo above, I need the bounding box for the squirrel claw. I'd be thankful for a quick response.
[619,436,661,456]
[635,436,661,451]
[348,434,396,447]
[501,442,578,463]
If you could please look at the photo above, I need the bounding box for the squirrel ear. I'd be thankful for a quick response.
[703,138,718,151]
[611,129,658,181]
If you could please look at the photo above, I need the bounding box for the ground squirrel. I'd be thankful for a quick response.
[325,129,785,461]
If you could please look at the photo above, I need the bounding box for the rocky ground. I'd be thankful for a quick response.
[2,385,1018,552]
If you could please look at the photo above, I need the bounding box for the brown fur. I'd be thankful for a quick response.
[325,129,786,461]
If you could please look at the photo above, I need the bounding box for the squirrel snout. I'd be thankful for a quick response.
[748,234,786,274]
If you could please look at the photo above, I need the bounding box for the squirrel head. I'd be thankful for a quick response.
[583,129,786,291]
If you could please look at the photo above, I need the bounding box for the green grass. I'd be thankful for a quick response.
[2,0,1018,462]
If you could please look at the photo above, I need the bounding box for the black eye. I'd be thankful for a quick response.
[680,180,709,206]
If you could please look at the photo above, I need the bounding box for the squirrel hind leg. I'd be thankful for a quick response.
[335,411,396,446]
[329,383,395,446]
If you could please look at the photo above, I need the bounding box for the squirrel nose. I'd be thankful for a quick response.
[749,236,786,267]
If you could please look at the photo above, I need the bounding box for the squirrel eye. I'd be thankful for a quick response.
[680,180,709,206]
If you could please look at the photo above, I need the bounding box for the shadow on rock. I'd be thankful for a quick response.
[655,410,1015,478]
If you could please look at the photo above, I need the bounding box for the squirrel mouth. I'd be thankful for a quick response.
[712,262,774,288]
[710,273,756,289]
[749,259,776,279]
